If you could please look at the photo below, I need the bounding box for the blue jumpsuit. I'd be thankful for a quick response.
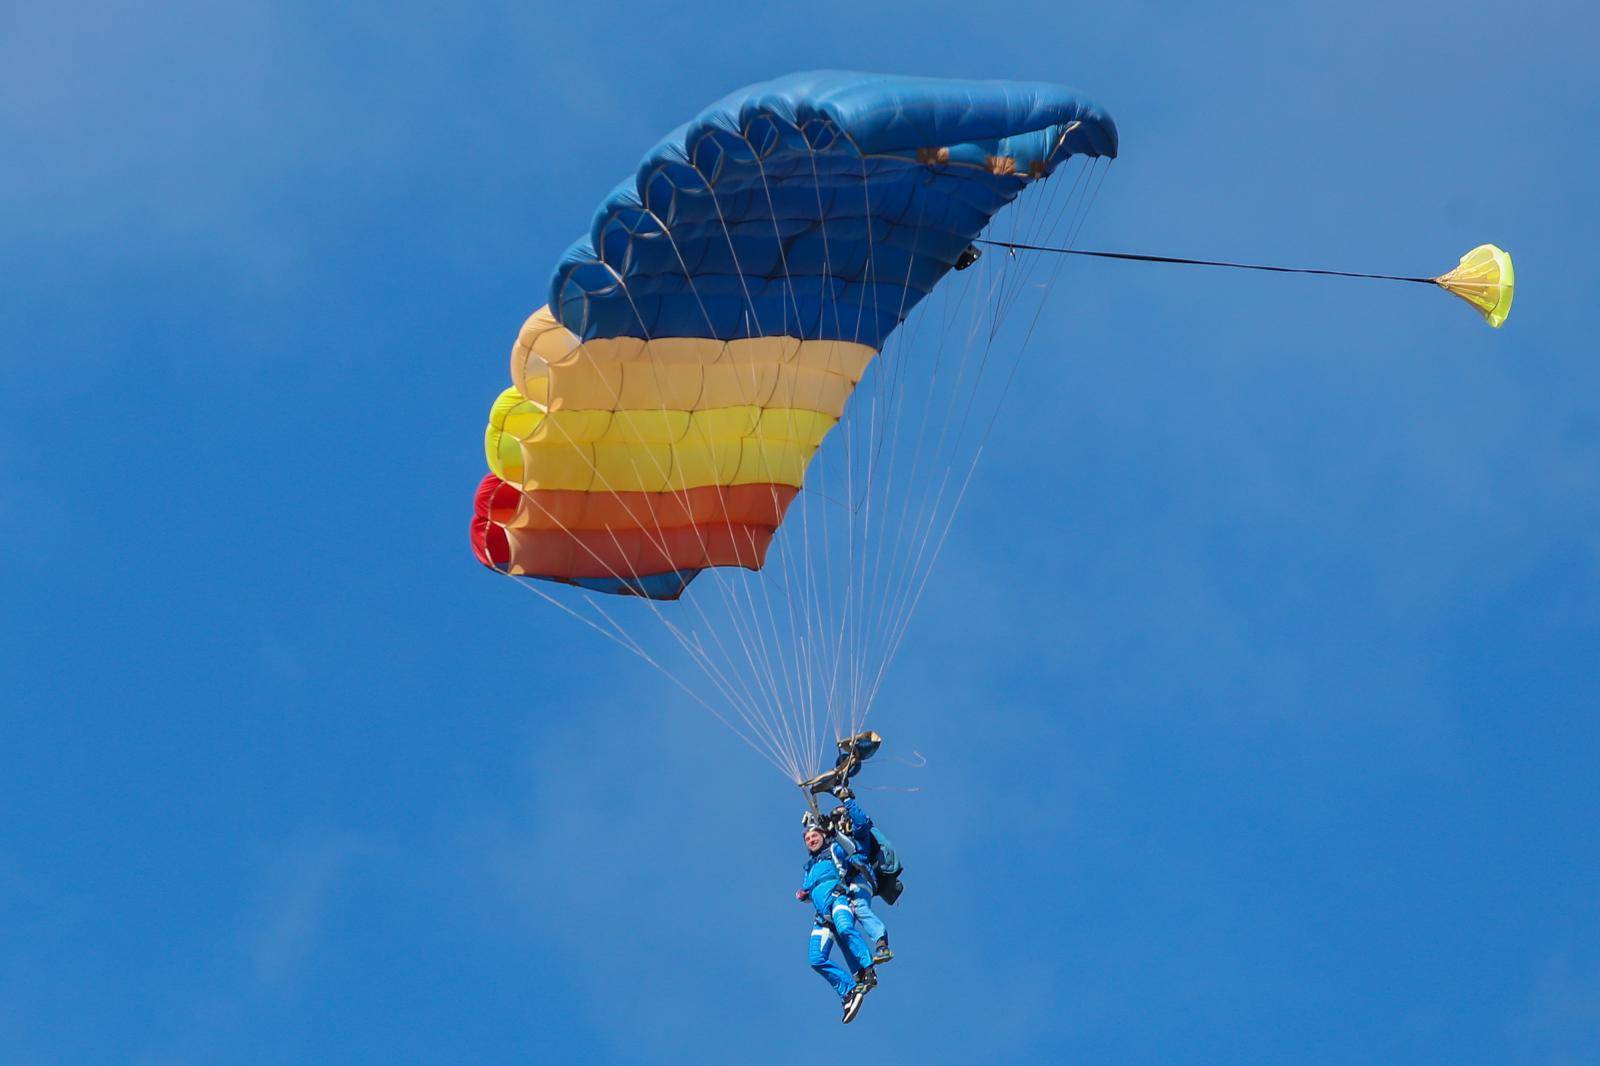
[836,798,888,949]
[801,840,875,999]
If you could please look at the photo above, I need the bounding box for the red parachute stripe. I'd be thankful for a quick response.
[492,522,775,579]
[473,474,797,532]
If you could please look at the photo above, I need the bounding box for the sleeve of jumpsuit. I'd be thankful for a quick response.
[843,798,877,862]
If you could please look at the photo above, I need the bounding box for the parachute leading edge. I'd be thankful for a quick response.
[1436,244,1514,328]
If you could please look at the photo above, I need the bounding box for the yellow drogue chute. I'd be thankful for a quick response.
[977,239,1516,328]
[1435,244,1514,328]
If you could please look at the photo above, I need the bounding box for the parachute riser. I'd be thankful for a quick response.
[798,731,883,797]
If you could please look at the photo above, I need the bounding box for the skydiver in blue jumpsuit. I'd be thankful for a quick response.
[797,810,878,1023]
[829,786,893,965]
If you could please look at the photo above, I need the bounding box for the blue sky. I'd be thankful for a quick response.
[3,2,1597,1063]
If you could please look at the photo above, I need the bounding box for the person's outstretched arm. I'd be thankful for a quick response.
[842,796,873,833]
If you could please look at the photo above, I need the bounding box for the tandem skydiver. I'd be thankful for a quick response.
[828,785,895,966]
[797,809,878,1023]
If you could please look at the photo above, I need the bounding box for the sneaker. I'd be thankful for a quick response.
[854,966,878,992]
[841,989,864,1024]
[872,944,894,965]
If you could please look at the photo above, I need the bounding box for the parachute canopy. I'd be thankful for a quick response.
[472,71,1117,598]
[1436,243,1514,328]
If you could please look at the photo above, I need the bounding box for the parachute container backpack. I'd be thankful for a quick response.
[471,72,1118,786]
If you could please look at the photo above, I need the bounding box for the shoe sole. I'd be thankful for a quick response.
[842,993,864,1024]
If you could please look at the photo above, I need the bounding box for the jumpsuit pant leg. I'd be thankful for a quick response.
[848,883,887,947]
[808,924,856,1000]
[827,893,875,974]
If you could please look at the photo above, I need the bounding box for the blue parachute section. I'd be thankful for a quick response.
[550,71,1118,346]
[565,570,696,601]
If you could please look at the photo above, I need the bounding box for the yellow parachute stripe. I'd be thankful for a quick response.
[494,435,821,493]
[491,306,871,493]
[485,387,837,490]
